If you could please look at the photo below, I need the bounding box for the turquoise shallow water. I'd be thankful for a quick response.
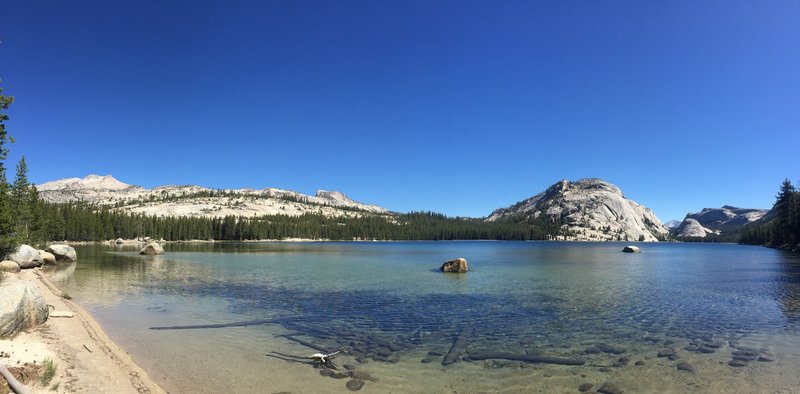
[46,242,800,393]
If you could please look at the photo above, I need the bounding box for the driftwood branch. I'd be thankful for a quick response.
[442,327,472,366]
[466,352,585,366]
[149,318,281,330]
[265,353,314,365]
[0,365,32,394]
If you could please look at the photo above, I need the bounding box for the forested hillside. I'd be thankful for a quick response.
[740,179,800,250]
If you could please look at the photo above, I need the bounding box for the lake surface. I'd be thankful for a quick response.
[45,242,800,393]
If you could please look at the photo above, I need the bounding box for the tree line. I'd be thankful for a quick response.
[740,179,800,249]
[0,86,46,257]
[41,204,564,242]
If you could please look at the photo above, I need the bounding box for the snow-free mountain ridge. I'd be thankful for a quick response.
[39,175,671,242]
[672,206,768,238]
[487,178,669,242]
[37,174,389,218]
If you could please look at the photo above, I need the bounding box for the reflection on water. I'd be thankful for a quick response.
[48,242,800,393]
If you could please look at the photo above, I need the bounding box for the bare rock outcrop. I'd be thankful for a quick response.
[6,244,43,269]
[140,242,165,255]
[0,280,49,338]
[487,179,668,242]
[46,244,78,262]
[672,206,768,238]
[672,218,715,238]
[440,258,469,273]
[37,174,389,220]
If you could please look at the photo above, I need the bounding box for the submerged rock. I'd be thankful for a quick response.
[597,381,623,394]
[657,348,675,358]
[440,258,468,273]
[45,244,77,262]
[757,354,776,362]
[697,346,715,354]
[622,246,641,253]
[677,362,695,372]
[346,380,365,391]
[319,369,335,377]
[348,371,377,382]
[578,383,593,392]
[0,280,49,338]
[729,359,749,367]
[595,343,626,354]
[140,242,165,255]
[583,346,602,354]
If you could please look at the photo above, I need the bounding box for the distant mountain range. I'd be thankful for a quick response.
[671,206,769,238]
[38,175,679,242]
[38,175,389,218]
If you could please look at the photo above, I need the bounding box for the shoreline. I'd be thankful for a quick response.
[0,269,166,394]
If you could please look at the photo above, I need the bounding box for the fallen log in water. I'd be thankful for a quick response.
[279,334,331,353]
[466,352,585,366]
[149,318,281,330]
[442,327,473,366]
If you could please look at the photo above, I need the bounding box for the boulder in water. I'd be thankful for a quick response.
[140,242,165,255]
[39,250,57,265]
[622,245,641,253]
[46,244,77,262]
[0,280,49,338]
[440,258,468,273]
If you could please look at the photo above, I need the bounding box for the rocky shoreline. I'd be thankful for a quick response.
[0,249,165,393]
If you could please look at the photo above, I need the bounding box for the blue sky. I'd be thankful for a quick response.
[1,1,798,221]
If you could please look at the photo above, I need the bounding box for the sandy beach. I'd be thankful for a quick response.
[0,269,165,394]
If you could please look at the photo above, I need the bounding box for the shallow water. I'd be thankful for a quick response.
[47,241,800,393]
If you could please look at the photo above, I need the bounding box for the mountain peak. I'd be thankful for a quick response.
[38,174,135,191]
[487,178,667,242]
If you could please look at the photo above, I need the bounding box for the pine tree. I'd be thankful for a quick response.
[773,179,796,247]
[26,184,46,244]
[0,86,17,256]
[11,156,31,241]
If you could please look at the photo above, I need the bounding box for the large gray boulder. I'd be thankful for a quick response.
[39,250,57,265]
[7,244,43,269]
[46,244,77,262]
[0,260,21,273]
[140,242,164,255]
[440,258,469,273]
[622,245,641,253]
[0,280,49,338]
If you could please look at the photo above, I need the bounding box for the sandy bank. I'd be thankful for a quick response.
[0,270,165,394]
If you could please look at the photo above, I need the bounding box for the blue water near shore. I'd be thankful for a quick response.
[47,241,800,393]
